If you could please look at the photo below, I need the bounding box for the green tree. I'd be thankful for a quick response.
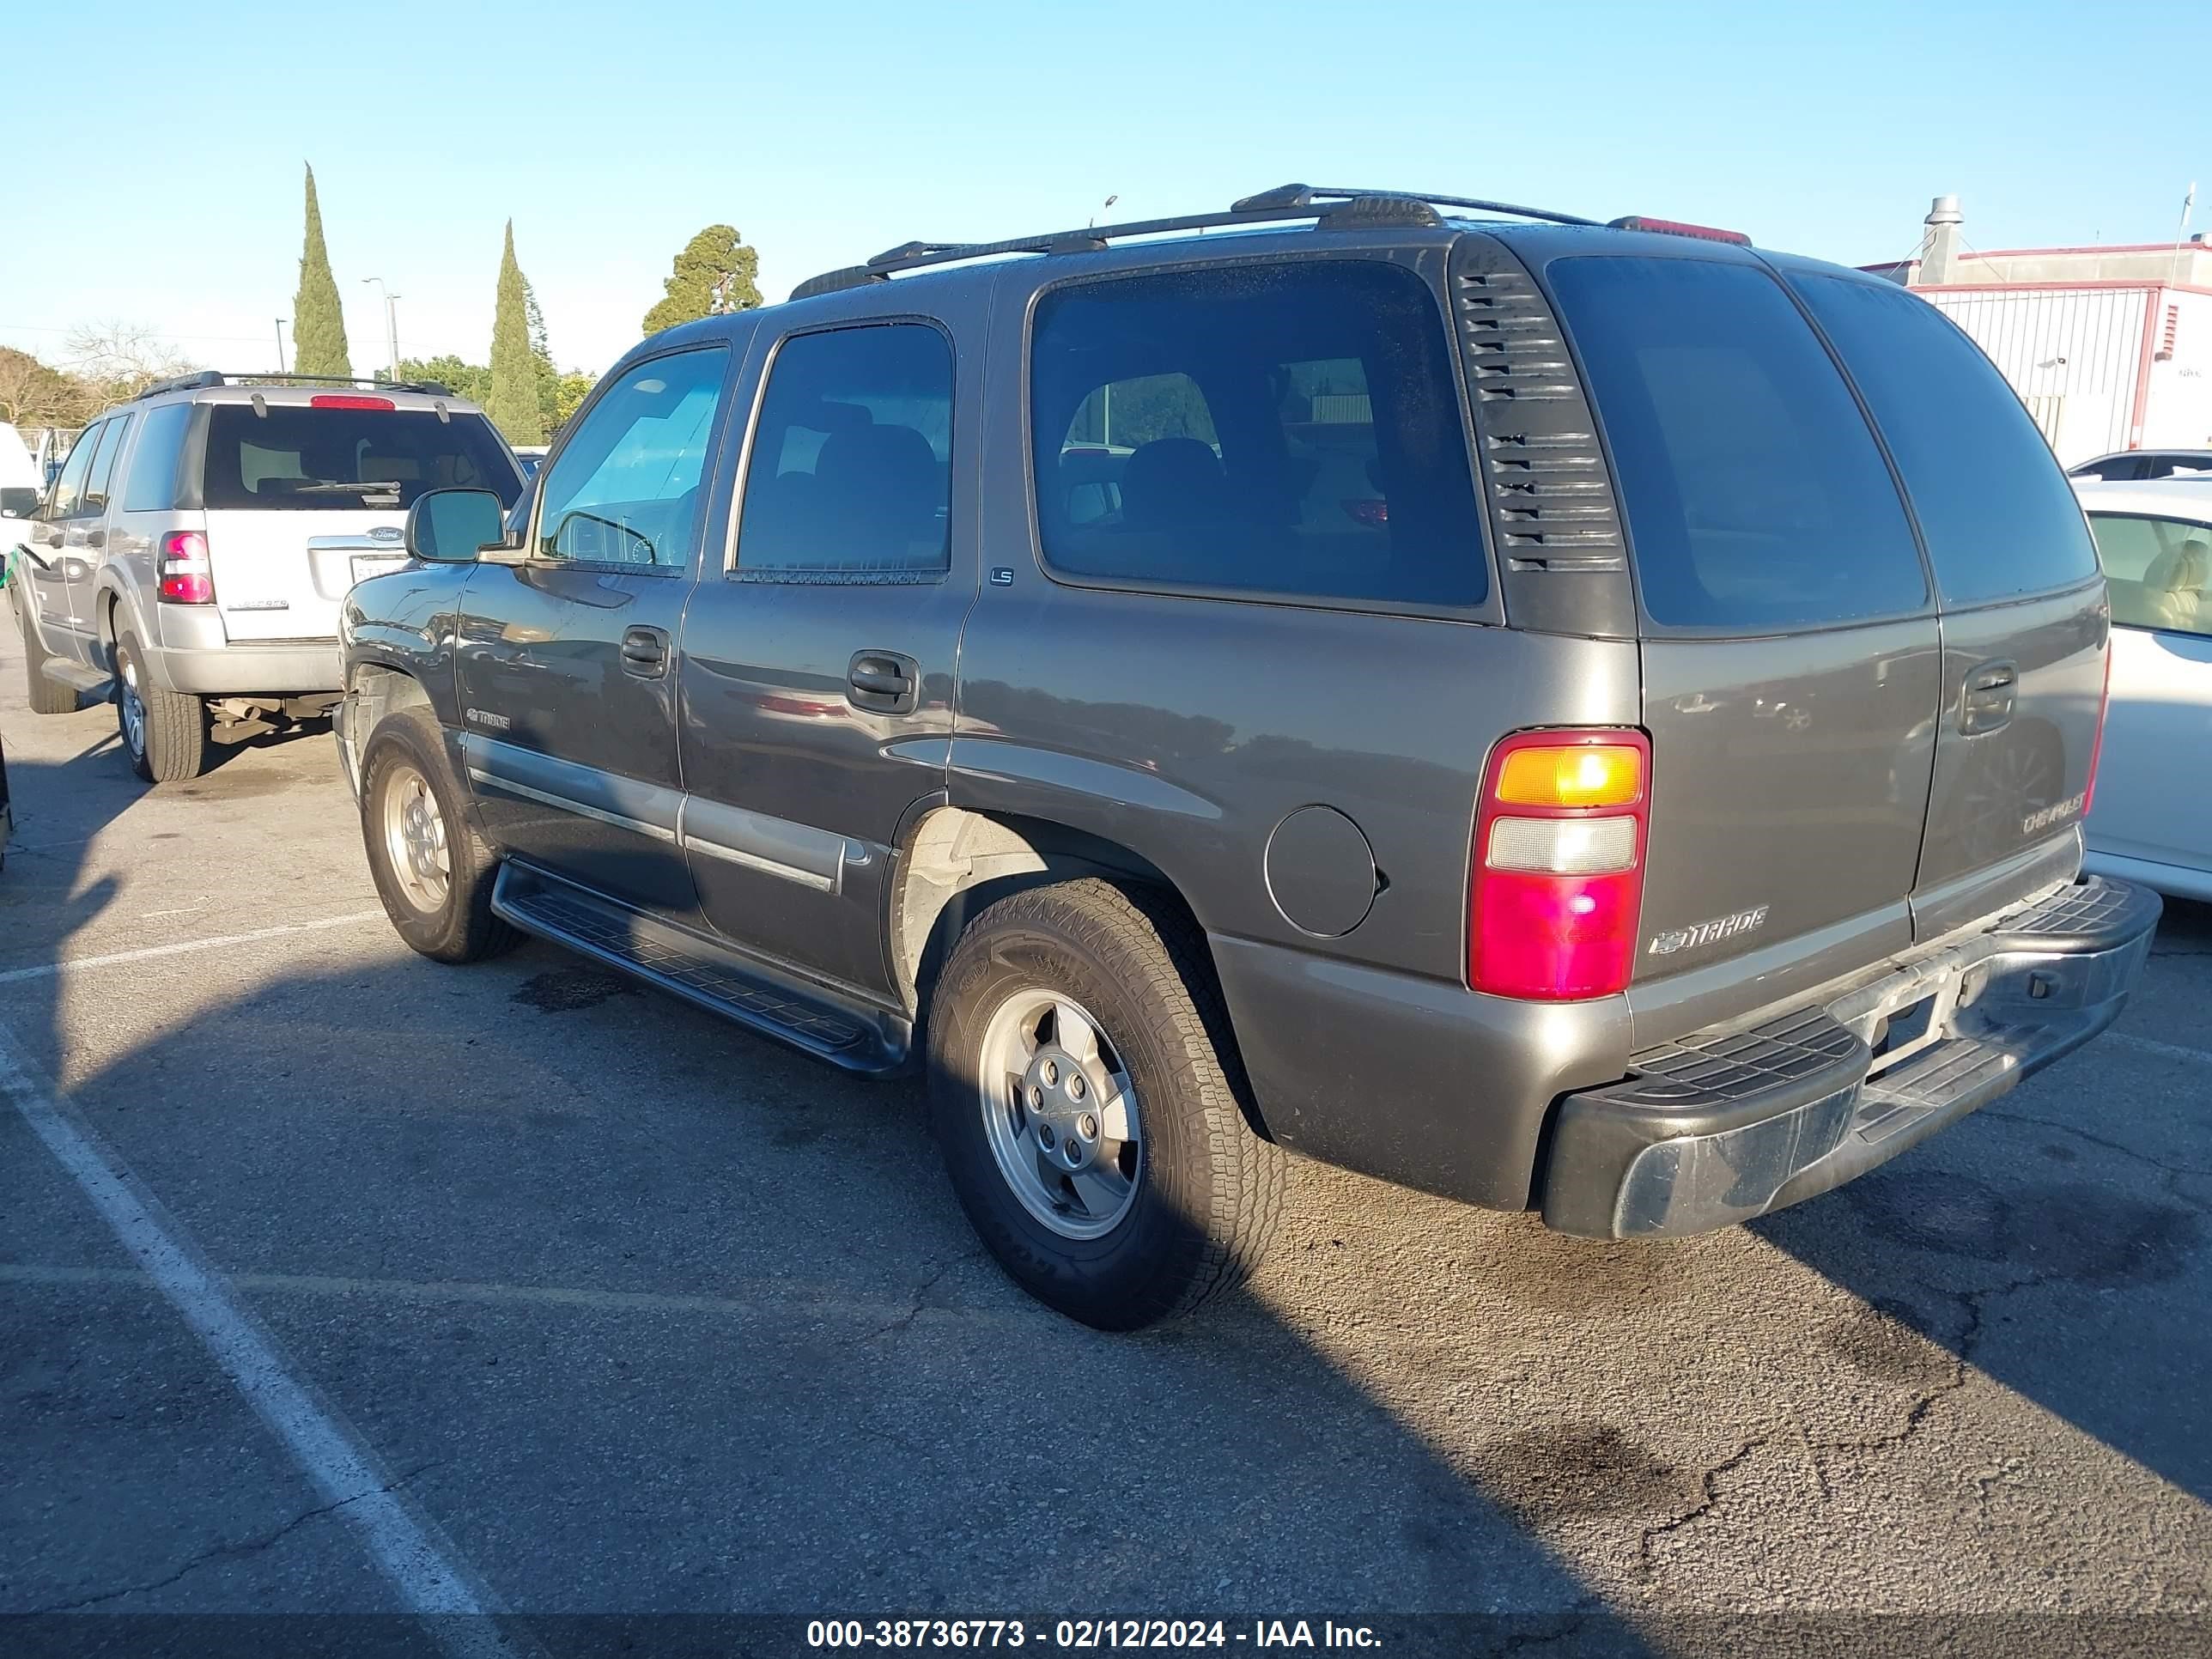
[550,370,595,433]
[641,225,762,336]
[395,355,491,405]
[484,221,544,445]
[290,164,351,378]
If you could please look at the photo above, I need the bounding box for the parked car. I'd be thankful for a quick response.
[2075,477,2212,901]
[10,373,524,782]
[510,444,549,480]
[337,185,2159,1328]
[2069,447,2212,483]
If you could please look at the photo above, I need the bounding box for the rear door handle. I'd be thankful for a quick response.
[1960,659,2018,734]
[619,625,670,679]
[848,650,920,715]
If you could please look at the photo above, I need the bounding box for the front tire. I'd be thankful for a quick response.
[114,631,208,782]
[927,878,1285,1329]
[359,709,519,963]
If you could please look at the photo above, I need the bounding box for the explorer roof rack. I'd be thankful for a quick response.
[133,371,455,401]
[790,184,1599,301]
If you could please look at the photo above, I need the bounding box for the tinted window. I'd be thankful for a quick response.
[201,405,520,512]
[1547,257,1927,630]
[47,422,100,519]
[122,403,194,512]
[1030,260,1486,608]
[82,413,133,514]
[536,346,727,567]
[735,324,951,579]
[2088,514,2211,637]
[1792,274,2100,605]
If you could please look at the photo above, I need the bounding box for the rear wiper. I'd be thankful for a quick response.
[295,479,403,496]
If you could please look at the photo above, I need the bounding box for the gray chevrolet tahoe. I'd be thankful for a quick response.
[334,185,2160,1328]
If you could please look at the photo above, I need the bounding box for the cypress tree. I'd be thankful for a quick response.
[290,164,351,378]
[485,221,544,445]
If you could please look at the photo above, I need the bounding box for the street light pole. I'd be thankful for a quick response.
[273,319,289,374]
[361,277,401,382]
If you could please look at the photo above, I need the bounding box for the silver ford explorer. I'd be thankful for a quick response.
[332,185,2160,1328]
[12,373,522,781]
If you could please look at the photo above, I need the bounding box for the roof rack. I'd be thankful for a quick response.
[133,371,455,401]
[791,184,1598,301]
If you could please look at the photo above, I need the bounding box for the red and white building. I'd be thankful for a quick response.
[1863,196,2212,465]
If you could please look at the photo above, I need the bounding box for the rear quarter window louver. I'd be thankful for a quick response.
[1451,251,1627,580]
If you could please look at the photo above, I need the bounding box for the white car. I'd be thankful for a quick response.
[2075,477,2212,901]
[2069,447,2212,483]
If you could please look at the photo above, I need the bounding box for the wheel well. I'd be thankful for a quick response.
[893,805,1203,1006]
[343,665,432,775]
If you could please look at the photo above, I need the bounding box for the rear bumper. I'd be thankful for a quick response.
[147,638,341,696]
[1540,877,2161,1238]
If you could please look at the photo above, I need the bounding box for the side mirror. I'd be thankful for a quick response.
[404,488,506,563]
[0,487,39,520]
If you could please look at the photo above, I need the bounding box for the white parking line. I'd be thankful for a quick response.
[0,1024,519,1656]
[0,912,386,987]
[2108,1030,2212,1066]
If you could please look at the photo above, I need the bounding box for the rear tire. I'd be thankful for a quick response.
[360,708,520,964]
[15,588,78,715]
[927,878,1285,1329]
[114,631,208,782]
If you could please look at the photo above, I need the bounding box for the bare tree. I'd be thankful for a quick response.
[63,321,195,403]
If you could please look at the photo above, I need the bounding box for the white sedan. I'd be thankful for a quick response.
[2075,478,2212,901]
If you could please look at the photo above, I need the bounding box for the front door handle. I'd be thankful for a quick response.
[619,625,670,679]
[848,650,921,715]
[1960,659,2017,735]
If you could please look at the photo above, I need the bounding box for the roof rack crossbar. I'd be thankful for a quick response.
[795,184,1599,301]
[131,372,456,402]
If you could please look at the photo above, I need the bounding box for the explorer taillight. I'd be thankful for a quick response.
[157,531,214,605]
[1469,729,1651,1000]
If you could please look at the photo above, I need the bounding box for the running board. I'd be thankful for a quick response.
[41,658,113,709]
[490,863,910,1076]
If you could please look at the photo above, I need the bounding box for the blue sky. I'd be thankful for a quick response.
[6,0,2205,379]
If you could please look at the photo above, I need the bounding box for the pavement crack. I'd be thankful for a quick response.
[1981,1107,2212,1189]
[853,1250,983,1346]
[1637,1435,1766,1573]
[21,1460,442,1613]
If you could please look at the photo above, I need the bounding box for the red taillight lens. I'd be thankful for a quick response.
[2084,638,2114,814]
[1469,729,1650,1000]
[158,531,214,605]
[310,393,395,410]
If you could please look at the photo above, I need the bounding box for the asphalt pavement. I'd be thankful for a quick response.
[2,617,2208,1657]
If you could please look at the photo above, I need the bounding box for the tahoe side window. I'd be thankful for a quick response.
[1791,273,2100,605]
[2087,514,2211,637]
[1029,261,1487,609]
[1547,257,1928,631]
[733,323,952,580]
[536,346,729,567]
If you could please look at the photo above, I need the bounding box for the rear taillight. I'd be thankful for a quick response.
[1470,729,1650,1000]
[2084,639,2114,814]
[158,531,214,605]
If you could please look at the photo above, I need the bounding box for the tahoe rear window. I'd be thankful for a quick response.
[1547,256,1928,631]
[1788,273,2100,605]
[200,405,520,512]
[1029,260,1488,609]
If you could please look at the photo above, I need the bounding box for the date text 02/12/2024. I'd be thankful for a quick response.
[805,1619,1383,1649]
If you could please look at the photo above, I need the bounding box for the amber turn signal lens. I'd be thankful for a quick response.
[1493,744,1644,808]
